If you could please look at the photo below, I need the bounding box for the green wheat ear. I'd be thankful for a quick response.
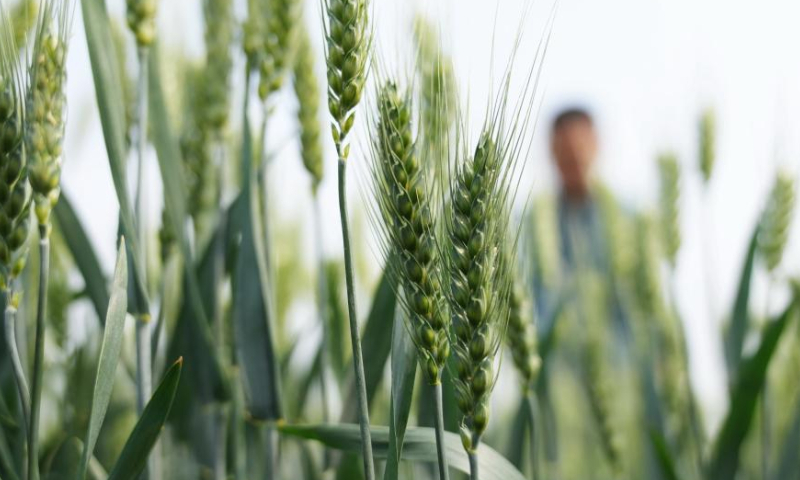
[658,153,681,266]
[257,0,299,100]
[202,0,234,135]
[413,15,457,171]
[445,131,515,451]
[126,0,156,46]
[292,26,324,191]
[698,109,715,184]
[324,0,369,159]
[506,278,541,390]
[758,170,796,273]
[369,80,449,384]
[25,0,71,230]
[0,11,32,287]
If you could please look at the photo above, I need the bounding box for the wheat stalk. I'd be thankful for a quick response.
[25,2,72,478]
[658,153,681,267]
[323,0,373,477]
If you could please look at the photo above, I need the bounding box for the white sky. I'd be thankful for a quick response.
[58,0,800,432]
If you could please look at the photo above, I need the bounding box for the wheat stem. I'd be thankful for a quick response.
[3,289,30,441]
[433,382,451,480]
[28,227,49,480]
[338,156,375,480]
[761,276,775,480]
[468,445,479,480]
[525,392,540,480]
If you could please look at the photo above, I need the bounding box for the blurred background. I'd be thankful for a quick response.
[57,0,800,434]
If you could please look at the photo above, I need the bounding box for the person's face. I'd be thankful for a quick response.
[550,119,597,196]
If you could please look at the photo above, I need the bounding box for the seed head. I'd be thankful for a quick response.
[699,109,715,184]
[758,170,796,272]
[370,81,448,384]
[444,131,513,446]
[0,13,32,285]
[180,64,219,238]
[413,16,456,174]
[25,1,71,228]
[633,214,665,320]
[292,27,323,191]
[257,0,299,100]
[658,153,681,266]
[202,0,234,134]
[9,0,38,50]
[324,0,369,159]
[126,0,156,46]
[506,280,541,390]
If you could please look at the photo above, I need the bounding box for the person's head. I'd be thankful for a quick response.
[550,108,597,201]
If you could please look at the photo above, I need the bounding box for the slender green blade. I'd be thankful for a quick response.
[725,226,759,377]
[341,269,396,421]
[771,388,800,480]
[383,309,417,480]
[77,239,129,479]
[80,0,149,316]
[281,424,528,480]
[107,358,183,480]
[53,193,110,323]
[648,428,680,480]
[231,104,282,421]
[708,297,799,480]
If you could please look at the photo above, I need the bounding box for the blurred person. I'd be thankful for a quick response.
[526,107,632,327]
[524,108,641,480]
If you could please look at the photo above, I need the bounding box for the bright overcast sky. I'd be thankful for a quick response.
[60,0,800,430]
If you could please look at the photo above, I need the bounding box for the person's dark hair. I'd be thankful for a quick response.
[552,107,594,132]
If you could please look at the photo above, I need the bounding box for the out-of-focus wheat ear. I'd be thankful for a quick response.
[698,108,716,184]
[292,26,324,191]
[202,0,234,137]
[506,278,541,391]
[258,0,300,101]
[8,0,38,49]
[658,153,681,267]
[412,15,457,178]
[758,170,796,273]
[126,0,156,47]
[324,0,370,159]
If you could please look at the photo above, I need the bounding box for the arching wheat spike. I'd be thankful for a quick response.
[758,170,796,273]
[658,153,681,266]
[698,109,715,184]
[370,81,449,384]
[258,0,299,100]
[506,278,541,391]
[26,0,72,229]
[126,0,156,46]
[0,9,31,287]
[324,0,369,159]
[292,26,323,191]
[445,132,514,453]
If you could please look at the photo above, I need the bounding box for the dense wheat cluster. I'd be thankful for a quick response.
[0,2,798,480]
